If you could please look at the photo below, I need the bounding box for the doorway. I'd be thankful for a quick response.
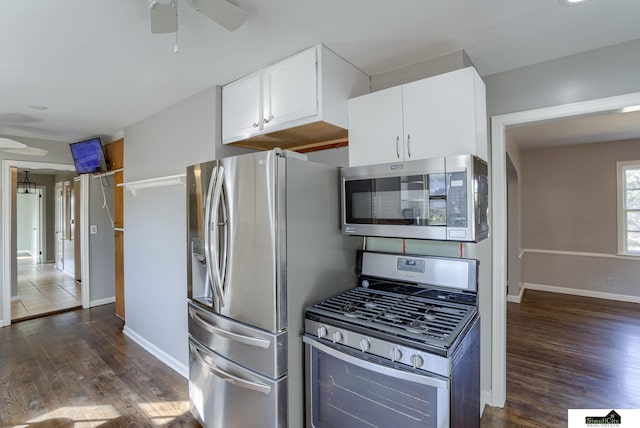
[11,169,82,322]
[2,160,89,326]
[16,184,44,266]
[490,90,640,407]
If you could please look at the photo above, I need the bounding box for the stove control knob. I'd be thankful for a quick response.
[317,326,328,339]
[332,331,343,343]
[410,354,424,369]
[390,347,403,362]
[361,279,370,288]
[359,338,371,352]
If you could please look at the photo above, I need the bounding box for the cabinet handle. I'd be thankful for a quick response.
[395,136,400,159]
[252,122,259,128]
[407,134,411,158]
[263,118,270,124]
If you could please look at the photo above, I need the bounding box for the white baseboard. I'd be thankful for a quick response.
[123,326,188,379]
[11,295,20,302]
[480,389,493,415]
[522,282,640,304]
[506,284,526,304]
[90,296,116,307]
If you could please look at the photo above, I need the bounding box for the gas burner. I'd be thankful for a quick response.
[423,311,437,321]
[404,318,428,334]
[342,304,363,318]
[344,312,362,318]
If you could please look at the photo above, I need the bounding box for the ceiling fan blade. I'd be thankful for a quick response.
[150,1,178,34]
[189,0,248,31]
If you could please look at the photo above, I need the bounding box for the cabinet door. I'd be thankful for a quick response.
[347,86,404,167]
[402,68,478,160]
[222,73,262,144]
[263,47,318,130]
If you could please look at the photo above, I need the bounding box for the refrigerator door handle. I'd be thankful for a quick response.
[189,306,271,349]
[218,175,229,296]
[203,165,220,307]
[209,164,226,308]
[204,165,225,308]
[190,342,272,395]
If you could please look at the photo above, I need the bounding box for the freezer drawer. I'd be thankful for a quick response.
[188,302,287,378]
[189,338,288,428]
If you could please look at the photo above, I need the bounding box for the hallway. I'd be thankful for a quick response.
[11,258,81,322]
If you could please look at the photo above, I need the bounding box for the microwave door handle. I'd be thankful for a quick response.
[203,165,220,306]
[209,165,226,308]
[190,342,272,395]
[189,307,271,349]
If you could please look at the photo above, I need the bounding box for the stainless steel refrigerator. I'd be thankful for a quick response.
[187,149,358,428]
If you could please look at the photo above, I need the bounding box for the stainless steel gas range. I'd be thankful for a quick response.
[303,251,480,428]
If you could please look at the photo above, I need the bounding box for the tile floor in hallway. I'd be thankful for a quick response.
[11,258,81,321]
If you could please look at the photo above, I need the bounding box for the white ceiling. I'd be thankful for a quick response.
[507,109,640,150]
[2,0,640,145]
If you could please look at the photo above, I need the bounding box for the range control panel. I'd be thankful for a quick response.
[397,257,426,273]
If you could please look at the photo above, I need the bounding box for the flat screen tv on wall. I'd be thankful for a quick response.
[69,137,108,174]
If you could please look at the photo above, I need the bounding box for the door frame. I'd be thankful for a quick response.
[489,90,640,407]
[2,160,89,327]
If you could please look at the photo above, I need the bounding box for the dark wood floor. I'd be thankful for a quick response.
[0,304,200,427]
[481,290,640,427]
[3,292,639,427]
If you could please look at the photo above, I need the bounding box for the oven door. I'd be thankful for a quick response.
[304,336,449,428]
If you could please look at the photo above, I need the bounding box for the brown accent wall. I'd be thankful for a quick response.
[522,138,640,254]
[521,138,640,297]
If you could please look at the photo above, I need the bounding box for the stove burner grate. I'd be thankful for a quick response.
[307,286,475,348]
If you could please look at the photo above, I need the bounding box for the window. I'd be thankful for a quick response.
[617,160,640,255]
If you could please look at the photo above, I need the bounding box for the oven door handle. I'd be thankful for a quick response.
[303,336,449,390]
[190,341,272,395]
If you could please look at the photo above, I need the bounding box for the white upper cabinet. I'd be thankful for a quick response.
[348,67,487,167]
[222,44,369,149]
[262,48,318,130]
[347,86,404,166]
[222,73,262,141]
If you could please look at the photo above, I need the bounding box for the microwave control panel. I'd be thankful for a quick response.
[446,171,468,227]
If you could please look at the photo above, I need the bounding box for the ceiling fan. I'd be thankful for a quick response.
[148,0,248,34]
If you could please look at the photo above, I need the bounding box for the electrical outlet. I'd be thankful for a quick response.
[606,276,614,287]
[90,225,98,235]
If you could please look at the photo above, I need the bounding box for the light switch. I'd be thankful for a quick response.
[90,225,98,234]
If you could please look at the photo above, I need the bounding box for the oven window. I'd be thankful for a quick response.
[310,346,441,428]
[345,175,445,226]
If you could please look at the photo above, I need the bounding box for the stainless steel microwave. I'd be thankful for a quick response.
[341,155,489,242]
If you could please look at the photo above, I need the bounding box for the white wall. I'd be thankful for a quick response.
[122,86,251,370]
[484,38,640,117]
